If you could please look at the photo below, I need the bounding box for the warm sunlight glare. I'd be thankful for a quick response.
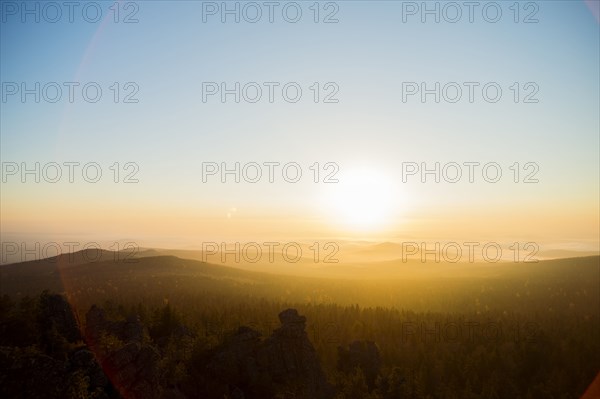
[323,167,399,231]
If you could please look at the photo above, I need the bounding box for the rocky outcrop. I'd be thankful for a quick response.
[207,325,263,383]
[0,345,114,399]
[70,348,108,390]
[205,308,334,399]
[102,342,161,399]
[85,306,161,399]
[2,298,339,399]
[85,305,146,348]
[337,340,381,390]
[38,292,81,343]
[261,309,332,397]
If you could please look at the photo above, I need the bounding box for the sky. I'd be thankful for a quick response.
[1,1,599,252]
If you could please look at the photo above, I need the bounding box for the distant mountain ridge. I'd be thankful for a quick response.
[1,251,598,315]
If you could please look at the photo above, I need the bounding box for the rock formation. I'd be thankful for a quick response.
[205,308,334,399]
[38,292,81,343]
[85,306,161,399]
[1,296,340,399]
[337,340,381,390]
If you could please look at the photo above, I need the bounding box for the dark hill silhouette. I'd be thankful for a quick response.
[1,253,598,315]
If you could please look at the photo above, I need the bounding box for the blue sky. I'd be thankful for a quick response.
[1,1,599,246]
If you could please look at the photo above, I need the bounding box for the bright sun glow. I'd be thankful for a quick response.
[323,167,399,231]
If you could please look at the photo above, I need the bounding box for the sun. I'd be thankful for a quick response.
[322,167,399,231]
